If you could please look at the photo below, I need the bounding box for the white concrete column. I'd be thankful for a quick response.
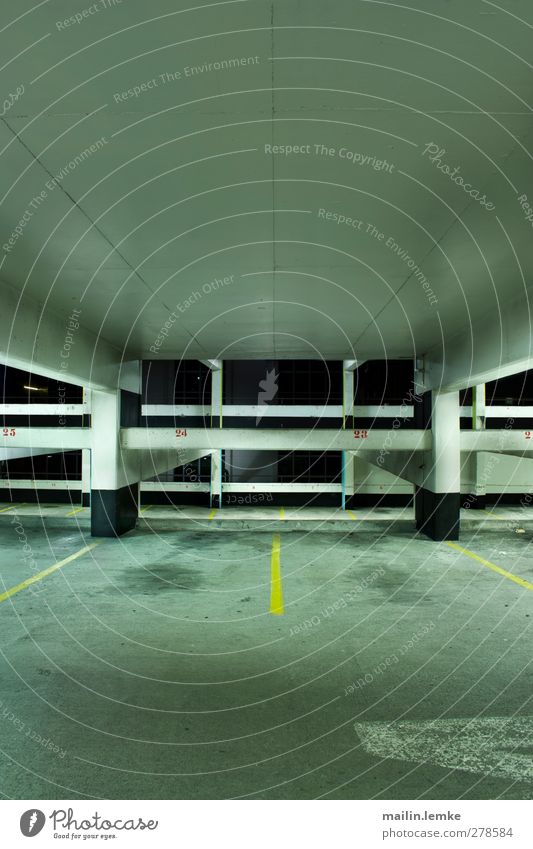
[342,452,355,509]
[211,362,223,428]
[413,357,427,397]
[208,361,223,507]
[416,390,461,540]
[342,361,356,509]
[472,384,486,431]
[90,389,141,536]
[429,391,461,493]
[210,450,222,508]
[91,390,121,489]
[472,384,487,503]
[81,449,91,507]
[342,361,355,427]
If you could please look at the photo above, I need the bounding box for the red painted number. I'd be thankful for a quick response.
[175,428,188,438]
[525,431,531,440]
[2,427,15,437]
[353,429,368,439]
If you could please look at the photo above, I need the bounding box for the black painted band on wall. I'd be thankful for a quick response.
[415,487,460,541]
[91,483,139,537]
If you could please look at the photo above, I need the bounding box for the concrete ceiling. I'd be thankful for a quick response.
[1,0,532,363]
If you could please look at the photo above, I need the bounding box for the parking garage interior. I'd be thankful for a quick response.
[0,0,532,806]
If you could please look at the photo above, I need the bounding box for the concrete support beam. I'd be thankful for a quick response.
[210,450,222,508]
[415,391,461,541]
[138,402,533,419]
[425,292,533,391]
[343,359,364,372]
[173,449,214,469]
[413,358,427,396]
[461,430,533,455]
[223,482,341,493]
[342,366,355,426]
[0,479,81,492]
[209,360,223,506]
[472,385,486,430]
[0,445,64,462]
[470,385,487,508]
[0,404,89,416]
[122,428,430,453]
[140,450,192,481]
[119,361,142,395]
[9,423,531,457]
[81,448,91,507]
[342,362,354,508]
[90,389,141,537]
[342,452,355,507]
[0,279,125,390]
[356,449,425,489]
[141,404,414,418]
[141,481,209,493]
[0,428,90,449]
[211,366,223,428]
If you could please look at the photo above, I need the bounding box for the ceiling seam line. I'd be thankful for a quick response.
[1,118,175,315]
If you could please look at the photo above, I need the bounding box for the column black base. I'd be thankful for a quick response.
[415,487,460,541]
[91,484,139,537]
[463,494,486,510]
[82,492,91,507]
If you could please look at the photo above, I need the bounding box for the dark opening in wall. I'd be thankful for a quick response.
[173,455,211,483]
[354,360,414,405]
[0,450,82,504]
[0,364,82,405]
[486,371,533,406]
[276,360,342,404]
[222,360,342,405]
[1,450,81,481]
[174,361,211,404]
[277,451,342,483]
[142,360,211,405]
[461,371,533,430]
[0,366,83,494]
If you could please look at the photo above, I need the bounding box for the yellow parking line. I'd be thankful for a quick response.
[482,510,508,522]
[66,506,84,517]
[270,533,284,615]
[446,541,533,592]
[140,505,152,514]
[348,510,358,520]
[0,543,100,604]
[279,507,285,520]
[0,505,16,513]
[208,509,217,520]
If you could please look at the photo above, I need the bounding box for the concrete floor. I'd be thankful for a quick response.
[3,501,533,530]
[0,506,532,799]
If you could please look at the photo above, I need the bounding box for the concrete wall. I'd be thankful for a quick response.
[351,453,533,496]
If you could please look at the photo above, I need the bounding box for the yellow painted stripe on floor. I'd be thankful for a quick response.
[269,533,284,615]
[348,510,358,520]
[0,543,100,604]
[279,507,285,520]
[208,509,217,520]
[446,541,533,592]
[0,505,16,513]
[482,510,508,522]
[66,506,84,517]
[140,505,152,514]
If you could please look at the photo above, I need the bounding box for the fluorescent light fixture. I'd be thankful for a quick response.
[23,385,46,391]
